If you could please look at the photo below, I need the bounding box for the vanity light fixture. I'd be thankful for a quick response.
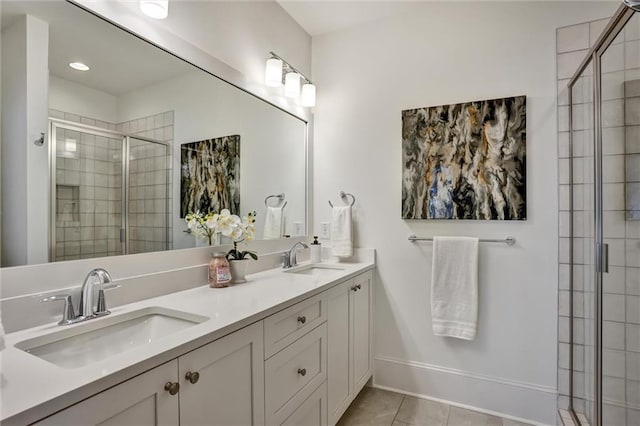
[140,0,169,19]
[265,51,316,107]
[69,62,90,71]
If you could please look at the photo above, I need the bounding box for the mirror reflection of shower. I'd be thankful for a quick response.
[50,111,171,262]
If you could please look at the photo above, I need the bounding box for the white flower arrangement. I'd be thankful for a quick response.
[185,209,257,259]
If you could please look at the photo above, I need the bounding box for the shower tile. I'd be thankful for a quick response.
[95,214,107,227]
[574,318,585,345]
[163,111,173,126]
[627,97,640,126]
[80,242,94,255]
[559,212,570,237]
[604,266,627,295]
[573,264,585,291]
[603,349,626,378]
[603,376,626,403]
[626,239,640,267]
[628,295,640,324]
[627,154,640,182]
[603,320,625,350]
[558,50,590,80]
[145,116,154,130]
[602,100,625,128]
[628,220,640,239]
[603,404,626,426]
[602,43,625,73]
[559,317,570,343]
[628,323,640,352]
[628,379,640,405]
[95,240,108,253]
[559,185,570,212]
[65,241,80,256]
[628,409,640,426]
[573,344,585,371]
[603,155,625,183]
[558,79,570,106]
[604,211,626,238]
[629,351,640,380]
[559,106,570,132]
[604,294,626,322]
[591,18,610,46]
[557,23,589,54]
[602,126,625,155]
[64,113,80,123]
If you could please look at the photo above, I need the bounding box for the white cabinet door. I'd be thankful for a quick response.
[281,381,328,426]
[179,321,265,426]
[35,361,179,426]
[327,271,373,426]
[352,271,372,394]
[326,279,352,426]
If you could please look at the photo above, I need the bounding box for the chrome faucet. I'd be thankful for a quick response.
[282,242,309,269]
[42,268,117,325]
[80,268,113,318]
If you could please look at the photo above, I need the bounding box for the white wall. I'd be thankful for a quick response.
[311,2,617,424]
[1,15,49,267]
[116,70,307,247]
[49,76,117,123]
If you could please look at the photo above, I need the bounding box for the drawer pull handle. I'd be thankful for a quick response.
[185,371,200,384]
[164,381,180,395]
[356,284,362,290]
[297,368,307,377]
[297,315,306,324]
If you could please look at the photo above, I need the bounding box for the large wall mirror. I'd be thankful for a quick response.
[0,0,307,268]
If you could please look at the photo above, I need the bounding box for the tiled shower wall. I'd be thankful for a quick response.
[50,109,173,261]
[557,16,640,425]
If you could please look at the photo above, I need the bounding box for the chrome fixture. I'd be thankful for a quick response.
[408,235,516,246]
[623,0,640,11]
[282,242,309,269]
[42,268,119,325]
[265,51,316,107]
[328,191,356,207]
[264,193,287,208]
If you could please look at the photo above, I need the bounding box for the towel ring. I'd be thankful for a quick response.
[328,191,356,207]
[264,193,285,207]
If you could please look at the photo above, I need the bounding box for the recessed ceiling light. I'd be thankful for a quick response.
[140,0,169,19]
[69,62,90,71]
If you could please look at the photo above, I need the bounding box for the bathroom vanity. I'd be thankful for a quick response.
[0,258,374,426]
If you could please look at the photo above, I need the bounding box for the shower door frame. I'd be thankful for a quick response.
[566,4,635,426]
[48,118,170,261]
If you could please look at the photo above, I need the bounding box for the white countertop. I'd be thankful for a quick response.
[0,259,374,425]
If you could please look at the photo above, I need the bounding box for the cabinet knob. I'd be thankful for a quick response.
[185,371,200,384]
[356,284,362,290]
[164,381,180,395]
[351,285,358,292]
[297,315,306,324]
[297,368,307,377]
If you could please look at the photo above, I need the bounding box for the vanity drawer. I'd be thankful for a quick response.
[265,323,327,425]
[264,293,326,358]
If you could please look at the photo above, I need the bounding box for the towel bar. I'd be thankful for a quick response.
[264,193,285,207]
[328,191,356,207]
[408,235,516,246]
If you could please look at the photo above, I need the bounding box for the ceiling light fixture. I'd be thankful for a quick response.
[265,51,316,107]
[69,62,90,71]
[140,0,169,19]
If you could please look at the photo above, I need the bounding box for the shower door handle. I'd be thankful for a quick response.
[120,228,126,243]
[602,243,609,274]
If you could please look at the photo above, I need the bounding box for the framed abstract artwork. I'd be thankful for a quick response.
[180,135,240,218]
[402,96,527,220]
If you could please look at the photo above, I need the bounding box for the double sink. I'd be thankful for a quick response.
[15,263,345,369]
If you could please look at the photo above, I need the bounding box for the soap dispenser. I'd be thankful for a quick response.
[310,236,322,263]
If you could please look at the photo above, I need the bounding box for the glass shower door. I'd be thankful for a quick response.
[126,136,170,255]
[51,122,125,261]
[599,14,640,425]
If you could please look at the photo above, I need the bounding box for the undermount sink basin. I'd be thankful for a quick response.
[16,307,209,369]
[284,263,346,276]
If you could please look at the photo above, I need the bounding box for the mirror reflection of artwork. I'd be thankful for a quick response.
[181,135,240,218]
[401,96,527,220]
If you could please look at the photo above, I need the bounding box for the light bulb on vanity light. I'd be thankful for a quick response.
[140,0,169,19]
[265,58,283,87]
[284,72,301,98]
[301,83,316,107]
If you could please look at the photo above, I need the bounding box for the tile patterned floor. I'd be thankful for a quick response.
[336,387,533,426]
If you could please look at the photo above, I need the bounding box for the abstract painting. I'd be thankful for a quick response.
[180,135,240,218]
[402,96,527,220]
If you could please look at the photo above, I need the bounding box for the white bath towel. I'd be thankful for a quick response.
[431,236,479,340]
[263,206,284,239]
[331,205,353,258]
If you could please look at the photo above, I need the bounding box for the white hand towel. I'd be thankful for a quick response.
[263,206,284,239]
[431,236,479,340]
[331,205,353,258]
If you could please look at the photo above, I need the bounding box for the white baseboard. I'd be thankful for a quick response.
[373,355,557,426]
